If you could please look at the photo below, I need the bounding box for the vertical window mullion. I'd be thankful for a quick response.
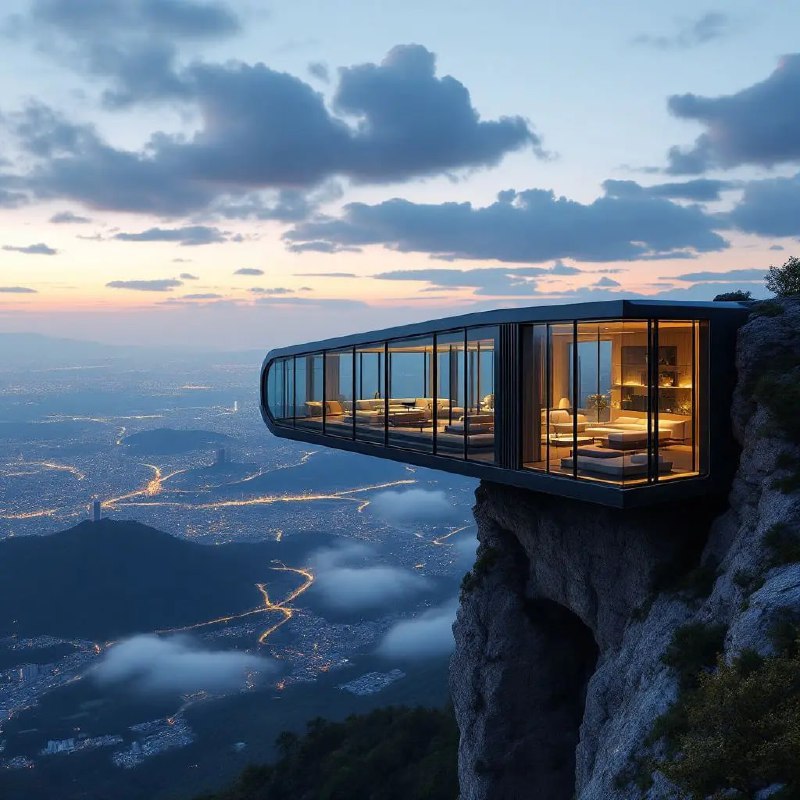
[432,334,438,455]
[572,320,578,480]
[384,342,389,447]
[462,329,468,460]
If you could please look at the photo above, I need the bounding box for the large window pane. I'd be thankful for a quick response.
[324,348,354,438]
[574,322,625,484]
[435,331,465,458]
[387,336,434,452]
[654,320,699,481]
[266,359,285,421]
[546,323,576,477]
[295,353,323,431]
[355,344,385,445]
[466,328,497,463]
[613,321,652,486]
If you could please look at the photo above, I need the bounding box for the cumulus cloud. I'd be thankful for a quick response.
[106,278,183,291]
[234,267,264,276]
[671,268,767,283]
[50,210,91,223]
[0,286,38,293]
[179,271,198,279]
[377,599,458,660]
[92,635,271,694]
[632,11,731,50]
[285,186,727,263]
[593,276,620,288]
[2,242,57,255]
[728,172,800,237]
[4,44,538,217]
[602,178,734,202]
[113,225,235,246]
[369,488,458,527]
[250,287,294,295]
[308,61,329,83]
[310,543,431,612]
[666,54,800,173]
[25,0,241,106]
[372,263,581,297]
[181,292,222,299]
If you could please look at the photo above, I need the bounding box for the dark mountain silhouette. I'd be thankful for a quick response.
[0,520,330,641]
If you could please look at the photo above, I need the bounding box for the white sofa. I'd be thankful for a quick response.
[542,408,588,435]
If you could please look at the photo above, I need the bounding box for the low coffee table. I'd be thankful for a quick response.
[547,434,594,448]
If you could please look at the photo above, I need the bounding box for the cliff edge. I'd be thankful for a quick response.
[451,299,800,799]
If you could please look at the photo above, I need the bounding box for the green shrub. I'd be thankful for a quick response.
[766,256,800,297]
[773,471,800,495]
[461,546,498,594]
[749,299,785,318]
[714,290,752,302]
[662,622,728,692]
[764,523,800,568]
[769,609,800,657]
[658,648,800,798]
[649,616,800,799]
[754,369,800,444]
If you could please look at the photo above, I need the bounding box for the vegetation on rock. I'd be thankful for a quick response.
[195,706,458,800]
[766,256,800,298]
[460,546,498,594]
[713,290,752,301]
[643,618,800,799]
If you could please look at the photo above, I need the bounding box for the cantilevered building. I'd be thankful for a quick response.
[260,300,749,507]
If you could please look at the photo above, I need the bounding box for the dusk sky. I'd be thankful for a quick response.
[0,0,798,350]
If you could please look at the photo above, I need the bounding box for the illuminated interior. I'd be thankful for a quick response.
[264,313,715,493]
[522,319,705,484]
[266,326,498,463]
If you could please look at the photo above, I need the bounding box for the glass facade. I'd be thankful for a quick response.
[263,315,709,492]
[520,319,705,486]
[265,326,500,463]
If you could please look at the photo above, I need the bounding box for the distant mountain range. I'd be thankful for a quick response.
[0,332,262,368]
[0,520,331,641]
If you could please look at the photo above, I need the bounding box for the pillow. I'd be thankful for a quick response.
[549,409,570,424]
[325,400,344,415]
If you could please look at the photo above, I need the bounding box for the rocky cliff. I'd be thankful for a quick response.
[451,299,800,800]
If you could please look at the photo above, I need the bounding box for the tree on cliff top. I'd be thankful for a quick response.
[766,256,800,297]
[713,290,752,301]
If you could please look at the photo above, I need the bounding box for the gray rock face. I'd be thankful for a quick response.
[450,299,800,800]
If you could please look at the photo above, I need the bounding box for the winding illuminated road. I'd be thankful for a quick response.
[154,563,314,645]
[102,464,187,509]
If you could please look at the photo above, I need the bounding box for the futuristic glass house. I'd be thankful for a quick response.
[261,300,749,507]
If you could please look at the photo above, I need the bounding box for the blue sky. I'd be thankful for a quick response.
[0,0,797,349]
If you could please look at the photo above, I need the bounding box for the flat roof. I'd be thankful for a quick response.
[264,298,750,360]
